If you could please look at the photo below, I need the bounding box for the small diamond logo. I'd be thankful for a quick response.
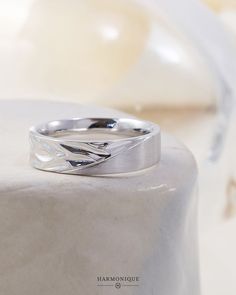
[115,283,121,289]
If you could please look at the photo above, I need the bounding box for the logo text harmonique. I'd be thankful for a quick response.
[97,276,139,283]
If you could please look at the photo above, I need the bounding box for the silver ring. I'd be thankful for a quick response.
[29,118,161,175]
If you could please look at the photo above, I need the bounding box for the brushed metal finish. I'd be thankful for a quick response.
[29,118,161,175]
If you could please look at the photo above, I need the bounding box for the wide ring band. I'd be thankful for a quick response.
[29,118,161,175]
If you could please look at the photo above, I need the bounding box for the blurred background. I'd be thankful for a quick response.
[0,0,236,294]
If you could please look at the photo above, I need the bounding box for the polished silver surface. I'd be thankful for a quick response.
[29,118,161,175]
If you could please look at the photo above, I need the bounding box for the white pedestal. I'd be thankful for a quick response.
[0,100,199,295]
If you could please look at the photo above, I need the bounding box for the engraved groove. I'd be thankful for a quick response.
[30,132,145,174]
